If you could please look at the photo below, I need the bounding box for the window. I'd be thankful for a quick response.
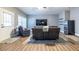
[22,17,27,28]
[3,12,12,26]
[18,15,27,28]
[18,16,22,26]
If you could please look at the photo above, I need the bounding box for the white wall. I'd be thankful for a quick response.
[0,7,26,42]
[28,15,58,29]
[70,7,79,36]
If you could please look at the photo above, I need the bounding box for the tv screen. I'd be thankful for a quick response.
[36,19,47,26]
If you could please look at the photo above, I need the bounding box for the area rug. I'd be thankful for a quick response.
[27,37,69,44]
[1,37,19,43]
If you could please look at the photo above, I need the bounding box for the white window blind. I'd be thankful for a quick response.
[18,15,27,28]
[3,13,12,26]
[18,16,22,26]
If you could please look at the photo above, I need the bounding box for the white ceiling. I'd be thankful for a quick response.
[18,7,69,15]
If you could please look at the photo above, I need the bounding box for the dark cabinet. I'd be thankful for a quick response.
[64,20,75,35]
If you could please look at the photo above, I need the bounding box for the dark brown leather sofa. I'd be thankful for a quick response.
[32,27,60,40]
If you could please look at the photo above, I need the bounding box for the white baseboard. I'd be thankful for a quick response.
[75,33,79,36]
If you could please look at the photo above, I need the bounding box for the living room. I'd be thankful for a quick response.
[0,7,79,51]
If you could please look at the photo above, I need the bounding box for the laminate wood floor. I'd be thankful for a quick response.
[0,35,79,51]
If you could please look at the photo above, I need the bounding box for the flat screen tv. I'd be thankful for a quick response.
[36,19,47,26]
